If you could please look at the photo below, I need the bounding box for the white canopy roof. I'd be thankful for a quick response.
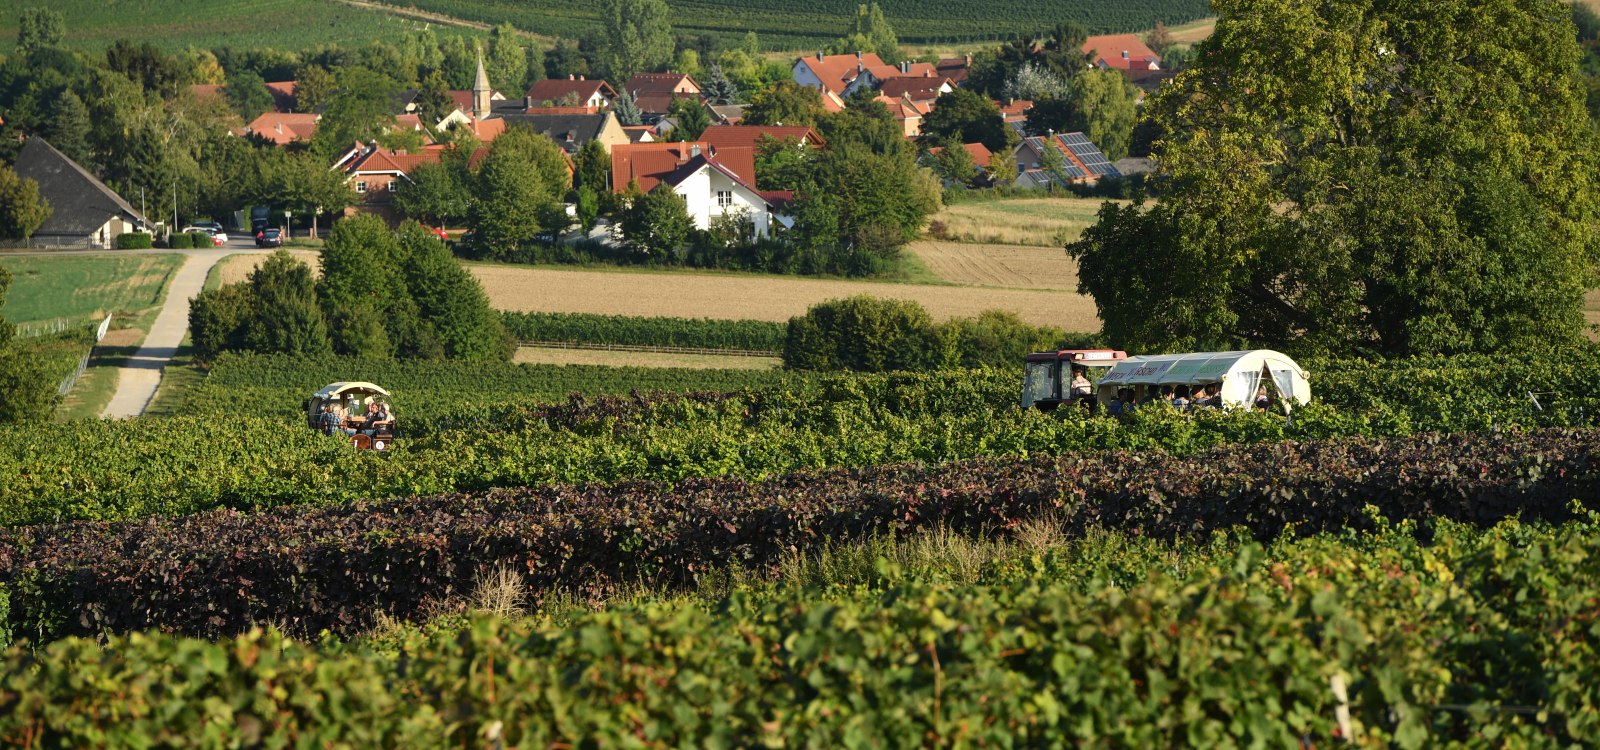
[1095,350,1311,409]
[313,382,391,399]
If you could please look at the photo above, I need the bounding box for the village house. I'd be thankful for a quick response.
[1012,131,1121,187]
[699,125,826,151]
[609,142,791,237]
[624,72,702,118]
[524,76,615,110]
[245,112,320,146]
[12,137,149,248]
[1080,34,1166,86]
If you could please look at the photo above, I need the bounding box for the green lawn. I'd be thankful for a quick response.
[0,0,477,54]
[1,254,184,327]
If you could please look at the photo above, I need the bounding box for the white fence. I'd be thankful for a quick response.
[53,314,114,398]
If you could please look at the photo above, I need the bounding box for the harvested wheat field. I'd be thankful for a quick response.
[210,250,321,287]
[474,266,1101,331]
[930,197,1119,247]
[908,241,1080,290]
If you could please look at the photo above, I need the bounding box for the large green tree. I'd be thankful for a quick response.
[0,165,51,244]
[598,0,673,83]
[831,3,902,65]
[17,8,65,53]
[1069,0,1600,356]
[917,88,1016,154]
[243,250,331,357]
[743,80,826,127]
[485,24,528,94]
[394,157,471,229]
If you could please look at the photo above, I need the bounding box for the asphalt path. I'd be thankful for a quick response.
[93,239,270,418]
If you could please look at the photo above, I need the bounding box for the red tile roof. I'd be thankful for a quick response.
[247,112,319,145]
[759,190,795,211]
[795,52,889,94]
[610,142,756,194]
[264,81,298,113]
[877,77,950,101]
[190,83,224,100]
[997,99,1034,121]
[625,73,700,94]
[526,78,616,105]
[700,125,825,151]
[612,142,711,193]
[622,71,703,114]
[1082,34,1160,70]
[930,143,993,169]
[520,105,604,115]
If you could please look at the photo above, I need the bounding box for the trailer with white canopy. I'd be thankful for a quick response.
[1093,350,1311,411]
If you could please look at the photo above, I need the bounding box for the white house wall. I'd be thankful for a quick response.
[673,167,772,237]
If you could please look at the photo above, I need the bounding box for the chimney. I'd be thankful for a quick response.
[855,50,862,61]
[965,53,972,66]
[525,95,532,109]
[816,50,824,61]
[900,61,909,74]
[690,144,701,158]
[569,74,576,80]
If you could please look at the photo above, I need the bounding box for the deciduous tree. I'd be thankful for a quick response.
[0,165,51,243]
[918,88,1016,154]
[598,0,673,83]
[1070,0,1600,356]
[743,80,825,127]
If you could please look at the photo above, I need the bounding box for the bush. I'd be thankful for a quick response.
[939,310,1069,368]
[114,232,152,250]
[784,296,944,371]
[165,232,190,249]
[188,284,253,361]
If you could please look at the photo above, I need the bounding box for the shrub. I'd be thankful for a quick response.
[188,284,253,361]
[114,232,152,249]
[784,295,943,371]
[939,310,1067,368]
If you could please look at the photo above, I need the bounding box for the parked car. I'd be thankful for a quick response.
[255,227,283,247]
[191,220,225,234]
[180,226,227,246]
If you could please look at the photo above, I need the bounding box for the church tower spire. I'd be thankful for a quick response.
[473,53,492,120]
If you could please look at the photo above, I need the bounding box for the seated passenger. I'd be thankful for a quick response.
[1172,385,1191,409]
[362,402,392,436]
[324,403,356,436]
[1255,385,1272,410]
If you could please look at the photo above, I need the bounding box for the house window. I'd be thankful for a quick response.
[355,181,368,193]
[716,190,734,208]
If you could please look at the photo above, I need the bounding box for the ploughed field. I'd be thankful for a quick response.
[4,348,1600,745]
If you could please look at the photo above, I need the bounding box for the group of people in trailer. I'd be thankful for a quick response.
[1068,366,1277,415]
[316,400,394,437]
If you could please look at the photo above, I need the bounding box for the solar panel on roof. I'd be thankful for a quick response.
[1059,134,1120,178]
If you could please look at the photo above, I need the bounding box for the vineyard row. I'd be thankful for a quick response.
[3,427,1594,641]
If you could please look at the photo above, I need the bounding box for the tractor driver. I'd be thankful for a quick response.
[1069,366,1093,399]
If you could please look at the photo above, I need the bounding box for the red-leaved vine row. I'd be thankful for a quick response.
[3,427,1596,641]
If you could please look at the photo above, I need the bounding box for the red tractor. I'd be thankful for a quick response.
[1020,349,1128,411]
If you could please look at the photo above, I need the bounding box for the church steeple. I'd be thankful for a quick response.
[472,53,491,120]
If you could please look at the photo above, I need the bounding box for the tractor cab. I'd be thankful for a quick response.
[1021,349,1128,411]
[304,382,397,451]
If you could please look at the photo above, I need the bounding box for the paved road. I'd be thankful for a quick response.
[100,241,267,419]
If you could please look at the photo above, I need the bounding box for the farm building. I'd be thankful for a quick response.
[10,137,149,249]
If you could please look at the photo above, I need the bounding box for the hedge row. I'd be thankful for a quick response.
[4,427,1595,641]
[499,311,786,352]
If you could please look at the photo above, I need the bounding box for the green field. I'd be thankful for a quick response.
[0,254,183,327]
[308,0,1206,49]
[0,0,477,54]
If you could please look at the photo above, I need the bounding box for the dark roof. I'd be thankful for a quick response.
[494,112,615,153]
[13,137,147,236]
